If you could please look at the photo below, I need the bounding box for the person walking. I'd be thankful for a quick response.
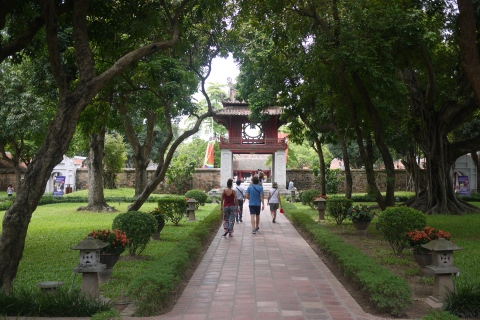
[245,176,264,234]
[235,180,245,223]
[267,182,282,223]
[220,178,238,237]
[288,179,294,190]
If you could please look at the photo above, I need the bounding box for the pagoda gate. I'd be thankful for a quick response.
[213,81,288,188]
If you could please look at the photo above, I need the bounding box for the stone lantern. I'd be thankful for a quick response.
[186,198,198,222]
[290,189,296,203]
[422,238,463,307]
[210,190,219,204]
[71,236,108,297]
[314,197,326,220]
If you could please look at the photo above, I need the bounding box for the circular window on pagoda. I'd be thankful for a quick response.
[242,123,264,142]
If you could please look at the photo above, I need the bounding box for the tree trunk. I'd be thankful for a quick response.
[0,0,183,292]
[134,158,150,197]
[313,137,326,195]
[78,129,115,212]
[409,132,477,214]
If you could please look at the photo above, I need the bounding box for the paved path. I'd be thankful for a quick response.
[144,201,391,320]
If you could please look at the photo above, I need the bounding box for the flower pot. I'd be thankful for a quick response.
[152,219,165,240]
[413,251,432,267]
[100,253,120,269]
[352,220,371,237]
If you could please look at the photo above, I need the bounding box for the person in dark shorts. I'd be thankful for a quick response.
[245,176,264,234]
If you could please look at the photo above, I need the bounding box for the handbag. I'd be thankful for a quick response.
[280,208,285,214]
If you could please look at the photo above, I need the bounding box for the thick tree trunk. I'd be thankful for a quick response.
[78,129,115,212]
[134,158,150,197]
[0,0,183,292]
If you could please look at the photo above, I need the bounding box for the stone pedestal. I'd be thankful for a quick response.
[81,273,101,297]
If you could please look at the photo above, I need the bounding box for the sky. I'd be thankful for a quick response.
[194,54,240,100]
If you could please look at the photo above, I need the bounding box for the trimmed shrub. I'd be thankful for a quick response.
[326,198,353,225]
[112,211,157,256]
[157,196,187,226]
[301,189,321,209]
[128,205,222,315]
[443,283,480,318]
[378,207,426,255]
[185,189,208,205]
[286,208,412,316]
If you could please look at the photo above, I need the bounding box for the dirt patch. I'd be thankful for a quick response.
[294,220,434,319]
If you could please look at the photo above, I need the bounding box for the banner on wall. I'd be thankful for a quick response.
[458,176,470,196]
[202,140,215,168]
[53,176,66,196]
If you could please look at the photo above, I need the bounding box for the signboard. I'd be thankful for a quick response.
[458,176,470,196]
[53,176,66,197]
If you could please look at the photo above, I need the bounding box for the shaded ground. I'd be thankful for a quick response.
[297,220,434,319]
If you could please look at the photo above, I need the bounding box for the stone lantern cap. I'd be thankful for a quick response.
[421,238,463,252]
[313,197,326,203]
[187,198,198,203]
[70,236,109,250]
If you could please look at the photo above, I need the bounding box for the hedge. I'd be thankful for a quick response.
[285,208,412,316]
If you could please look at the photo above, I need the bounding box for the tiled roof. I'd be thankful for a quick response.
[215,106,283,116]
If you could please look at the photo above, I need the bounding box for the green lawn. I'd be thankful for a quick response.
[0,194,217,300]
[308,200,480,288]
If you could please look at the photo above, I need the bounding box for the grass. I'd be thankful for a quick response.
[0,193,217,302]
[302,198,480,294]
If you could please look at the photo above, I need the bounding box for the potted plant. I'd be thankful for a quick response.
[148,208,166,240]
[89,229,129,268]
[347,204,375,236]
[406,226,451,267]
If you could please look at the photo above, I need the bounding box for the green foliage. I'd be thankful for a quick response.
[301,189,321,209]
[157,196,187,226]
[91,309,121,320]
[347,204,375,222]
[165,154,196,194]
[443,283,480,318]
[326,198,353,225]
[325,168,343,194]
[185,189,208,204]
[126,206,222,315]
[422,310,459,320]
[378,207,426,255]
[103,132,127,189]
[285,208,412,316]
[112,211,157,256]
[0,288,112,317]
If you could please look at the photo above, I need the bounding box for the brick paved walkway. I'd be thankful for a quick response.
[147,201,392,320]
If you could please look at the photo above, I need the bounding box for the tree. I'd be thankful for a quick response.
[0,0,228,293]
[103,132,127,189]
[0,59,54,187]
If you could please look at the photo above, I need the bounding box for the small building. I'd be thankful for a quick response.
[45,156,77,194]
[453,154,478,194]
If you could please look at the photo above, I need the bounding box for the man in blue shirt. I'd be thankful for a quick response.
[245,176,264,234]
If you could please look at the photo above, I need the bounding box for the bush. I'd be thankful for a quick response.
[128,205,222,315]
[185,189,208,205]
[422,310,460,320]
[443,283,480,318]
[0,287,112,317]
[112,211,157,256]
[301,189,321,209]
[286,209,412,316]
[378,207,426,255]
[88,229,129,254]
[157,196,187,226]
[326,198,353,225]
